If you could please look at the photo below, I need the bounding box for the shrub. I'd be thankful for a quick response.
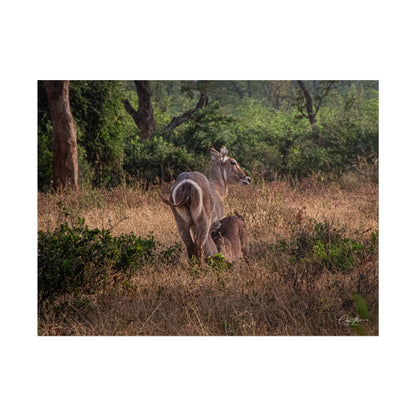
[123,136,207,184]
[206,253,232,274]
[286,140,336,179]
[272,221,378,275]
[38,215,181,301]
[170,101,235,154]
[38,134,53,192]
[69,81,127,188]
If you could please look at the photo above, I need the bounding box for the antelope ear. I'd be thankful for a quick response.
[220,146,228,162]
[209,146,220,161]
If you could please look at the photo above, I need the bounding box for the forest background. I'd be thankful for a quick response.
[38,80,378,190]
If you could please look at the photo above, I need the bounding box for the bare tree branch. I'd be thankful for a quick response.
[164,90,209,132]
[296,81,338,125]
[314,81,337,114]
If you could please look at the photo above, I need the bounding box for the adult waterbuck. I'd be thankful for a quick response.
[210,214,249,262]
[163,146,250,260]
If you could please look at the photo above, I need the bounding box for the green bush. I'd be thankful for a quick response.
[244,142,284,181]
[286,140,336,179]
[38,215,181,301]
[170,101,235,154]
[275,221,377,273]
[206,253,232,274]
[38,134,53,191]
[123,136,207,184]
[232,100,305,146]
[70,81,128,187]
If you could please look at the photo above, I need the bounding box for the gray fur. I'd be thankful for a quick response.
[210,215,249,262]
[164,146,250,259]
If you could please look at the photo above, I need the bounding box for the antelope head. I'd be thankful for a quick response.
[209,146,251,190]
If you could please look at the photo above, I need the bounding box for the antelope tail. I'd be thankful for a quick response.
[160,194,174,206]
[160,192,191,208]
[160,181,195,208]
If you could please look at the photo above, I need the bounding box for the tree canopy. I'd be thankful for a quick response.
[38,80,378,191]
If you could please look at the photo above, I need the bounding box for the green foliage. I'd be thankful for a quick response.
[218,92,378,181]
[351,294,370,335]
[38,81,130,189]
[38,134,53,191]
[159,242,183,264]
[153,95,173,132]
[123,136,206,184]
[206,253,232,274]
[352,294,370,320]
[38,214,181,301]
[233,99,298,146]
[188,253,232,281]
[38,82,54,191]
[275,220,378,273]
[38,81,378,190]
[77,145,94,188]
[286,139,336,178]
[69,81,128,187]
[170,101,234,154]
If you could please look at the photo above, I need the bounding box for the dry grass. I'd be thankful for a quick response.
[38,176,378,336]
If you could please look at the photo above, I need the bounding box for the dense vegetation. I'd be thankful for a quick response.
[38,80,378,336]
[38,213,182,302]
[38,81,378,190]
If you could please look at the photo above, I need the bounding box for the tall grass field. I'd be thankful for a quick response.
[38,174,378,336]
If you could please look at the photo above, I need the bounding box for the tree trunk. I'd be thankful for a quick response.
[122,81,156,141]
[297,80,316,125]
[44,81,79,191]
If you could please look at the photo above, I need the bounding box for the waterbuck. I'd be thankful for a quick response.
[210,214,249,262]
[163,146,250,260]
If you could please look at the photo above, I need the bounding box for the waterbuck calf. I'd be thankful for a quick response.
[210,215,249,262]
[163,146,250,260]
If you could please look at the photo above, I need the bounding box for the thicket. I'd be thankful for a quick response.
[37,211,238,303]
[38,81,378,190]
[267,220,378,286]
[38,212,182,301]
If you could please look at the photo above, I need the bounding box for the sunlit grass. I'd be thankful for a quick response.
[38,175,378,335]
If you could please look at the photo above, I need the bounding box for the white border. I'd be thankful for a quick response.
[2,1,416,415]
